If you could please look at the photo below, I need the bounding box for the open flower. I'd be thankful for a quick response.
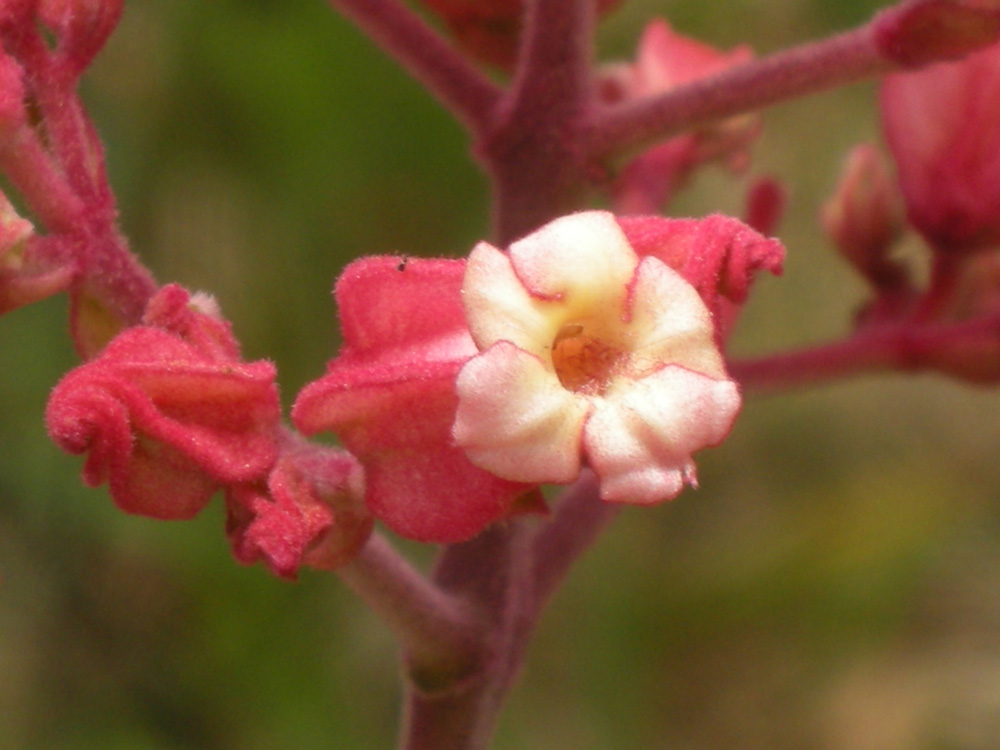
[453,211,746,504]
[295,212,780,540]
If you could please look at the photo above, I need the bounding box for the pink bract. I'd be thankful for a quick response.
[46,285,281,519]
[292,256,541,545]
[227,437,371,579]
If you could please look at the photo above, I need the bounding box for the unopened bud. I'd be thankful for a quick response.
[38,0,123,76]
[822,144,907,290]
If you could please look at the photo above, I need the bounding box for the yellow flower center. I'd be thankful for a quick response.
[551,323,629,395]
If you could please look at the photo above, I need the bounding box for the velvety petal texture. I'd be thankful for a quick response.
[293,256,539,544]
[226,437,370,579]
[46,284,281,519]
[454,211,758,505]
[617,213,784,339]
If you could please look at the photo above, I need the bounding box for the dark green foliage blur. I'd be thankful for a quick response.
[3,1,1000,748]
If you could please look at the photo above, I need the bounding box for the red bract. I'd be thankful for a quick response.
[617,213,785,340]
[226,437,371,580]
[46,285,281,519]
[881,41,1000,254]
[292,257,541,545]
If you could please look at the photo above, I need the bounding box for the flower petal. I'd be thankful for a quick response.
[584,366,740,504]
[509,211,637,312]
[454,340,590,483]
[463,240,557,354]
[627,256,725,379]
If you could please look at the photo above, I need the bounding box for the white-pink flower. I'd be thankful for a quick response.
[452,211,742,504]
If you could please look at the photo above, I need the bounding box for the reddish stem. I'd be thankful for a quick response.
[338,532,487,687]
[327,0,503,133]
[586,21,890,159]
[731,312,1000,394]
[479,0,596,243]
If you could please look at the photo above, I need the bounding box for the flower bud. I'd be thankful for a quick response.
[881,40,1000,254]
[822,144,907,290]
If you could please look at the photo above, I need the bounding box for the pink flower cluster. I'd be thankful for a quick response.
[295,211,782,543]
[826,39,1000,382]
[46,285,370,578]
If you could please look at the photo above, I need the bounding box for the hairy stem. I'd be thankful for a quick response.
[529,472,620,615]
[481,0,596,243]
[338,532,487,686]
[586,18,889,159]
[731,311,1000,394]
[327,0,503,133]
[399,522,535,749]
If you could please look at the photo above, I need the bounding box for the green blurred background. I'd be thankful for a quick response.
[4,1,1000,747]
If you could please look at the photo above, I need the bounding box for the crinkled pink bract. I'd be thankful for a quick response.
[454,211,780,504]
[226,437,371,580]
[616,212,785,340]
[881,41,1000,254]
[295,213,781,539]
[293,257,541,545]
[46,284,281,519]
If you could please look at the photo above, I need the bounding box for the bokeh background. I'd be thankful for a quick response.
[4,0,1000,747]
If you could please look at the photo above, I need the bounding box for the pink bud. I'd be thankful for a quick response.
[881,41,1000,254]
[743,176,786,237]
[46,285,281,519]
[822,144,908,290]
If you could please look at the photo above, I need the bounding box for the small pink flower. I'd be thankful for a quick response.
[453,211,776,504]
[602,20,759,214]
[46,284,281,519]
[881,41,1000,254]
[293,257,541,544]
